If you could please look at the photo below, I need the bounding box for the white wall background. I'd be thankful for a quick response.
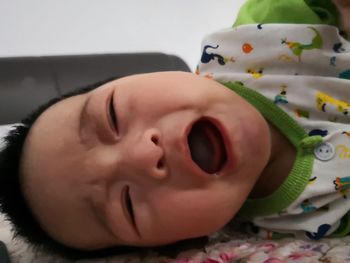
[0,0,245,71]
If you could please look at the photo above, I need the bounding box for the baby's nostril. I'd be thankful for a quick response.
[151,135,158,144]
[157,159,164,169]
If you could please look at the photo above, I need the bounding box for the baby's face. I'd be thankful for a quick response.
[20,72,271,250]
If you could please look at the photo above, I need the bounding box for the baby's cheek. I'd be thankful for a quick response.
[158,191,234,234]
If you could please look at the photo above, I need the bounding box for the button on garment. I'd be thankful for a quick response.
[314,142,335,161]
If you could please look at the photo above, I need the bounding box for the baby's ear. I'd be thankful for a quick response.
[333,0,350,8]
[333,0,350,38]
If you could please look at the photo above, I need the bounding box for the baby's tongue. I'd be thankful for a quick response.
[187,119,226,174]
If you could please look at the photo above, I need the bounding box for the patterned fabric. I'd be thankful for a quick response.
[3,212,350,262]
[5,228,350,263]
[197,23,350,240]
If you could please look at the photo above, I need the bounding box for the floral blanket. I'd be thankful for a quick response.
[7,234,350,263]
[1,214,350,263]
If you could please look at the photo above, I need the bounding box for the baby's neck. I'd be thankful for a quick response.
[249,122,296,199]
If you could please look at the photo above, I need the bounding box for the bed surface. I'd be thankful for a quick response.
[1,213,350,263]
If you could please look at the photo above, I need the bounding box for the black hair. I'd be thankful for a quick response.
[0,78,208,260]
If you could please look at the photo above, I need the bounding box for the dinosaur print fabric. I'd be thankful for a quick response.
[197,23,350,240]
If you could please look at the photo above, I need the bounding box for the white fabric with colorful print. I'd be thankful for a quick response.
[197,23,350,240]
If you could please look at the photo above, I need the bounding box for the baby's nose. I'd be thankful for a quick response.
[129,129,167,180]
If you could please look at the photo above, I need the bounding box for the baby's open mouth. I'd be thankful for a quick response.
[187,118,227,174]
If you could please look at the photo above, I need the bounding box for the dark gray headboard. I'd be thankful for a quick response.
[0,53,190,124]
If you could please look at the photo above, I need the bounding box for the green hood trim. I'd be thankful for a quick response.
[222,81,320,217]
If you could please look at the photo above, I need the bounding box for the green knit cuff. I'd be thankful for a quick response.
[330,212,350,237]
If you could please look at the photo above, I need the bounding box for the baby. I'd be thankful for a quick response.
[1,0,350,259]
